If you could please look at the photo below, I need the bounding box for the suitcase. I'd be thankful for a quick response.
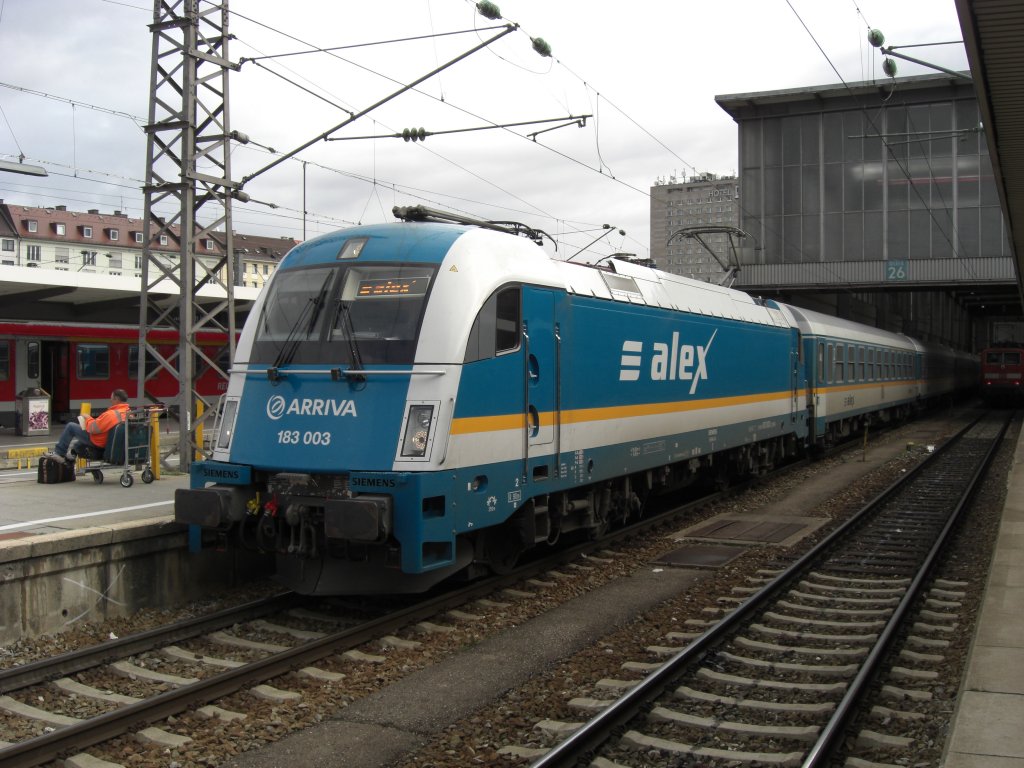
[37,455,76,484]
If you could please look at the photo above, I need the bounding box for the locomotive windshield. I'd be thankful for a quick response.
[251,264,436,366]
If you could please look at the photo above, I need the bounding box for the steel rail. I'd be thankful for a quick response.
[802,413,1010,767]
[0,591,298,694]
[531,412,1000,768]
[0,413,946,767]
[0,459,750,767]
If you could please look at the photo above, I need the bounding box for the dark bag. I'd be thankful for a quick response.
[37,455,76,484]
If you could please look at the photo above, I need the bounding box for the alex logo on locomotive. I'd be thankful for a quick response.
[265,394,359,420]
[618,329,717,395]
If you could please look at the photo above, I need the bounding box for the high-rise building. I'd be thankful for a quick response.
[649,173,740,282]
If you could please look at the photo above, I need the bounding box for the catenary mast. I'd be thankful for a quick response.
[139,0,238,471]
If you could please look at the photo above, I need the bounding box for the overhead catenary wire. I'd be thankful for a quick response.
[226,1,660,254]
[238,25,507,65]
[0,10,583,248]
[0,2,648,260]
[10,1,715,261]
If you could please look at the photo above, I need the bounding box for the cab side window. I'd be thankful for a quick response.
[464,286,521,363]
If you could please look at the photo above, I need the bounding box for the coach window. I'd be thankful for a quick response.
[847,345,855,382]
[77,344,110,380]
[834,344,844,383]
[817,342,824,384]
[27,342,39,380]
[858,346,865,381]
[826,344,834,384]
[464,286,521,363]
[0,342,8,380]
[128,345,139,379]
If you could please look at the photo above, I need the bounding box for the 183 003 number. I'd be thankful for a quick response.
[277,430,332,446]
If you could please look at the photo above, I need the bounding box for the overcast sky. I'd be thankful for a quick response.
[0,0,968,261]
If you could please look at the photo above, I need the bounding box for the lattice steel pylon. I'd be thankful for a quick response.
[139,0,237,471]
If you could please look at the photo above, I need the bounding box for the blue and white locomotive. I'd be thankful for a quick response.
[175,206,973,594]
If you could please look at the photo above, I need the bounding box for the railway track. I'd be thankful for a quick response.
[0,504,710,767]
[0,578,572,768]
[0,414,977,768]
[519,412,1009,768]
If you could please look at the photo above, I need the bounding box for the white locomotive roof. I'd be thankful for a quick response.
[426,227,789,329]
[554,250,789,329]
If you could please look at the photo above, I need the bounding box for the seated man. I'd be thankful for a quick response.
[47,389,131,464]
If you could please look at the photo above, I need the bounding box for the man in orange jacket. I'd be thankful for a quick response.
[47,389,131,464]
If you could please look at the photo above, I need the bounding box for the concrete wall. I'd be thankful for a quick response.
[0,517,271,644]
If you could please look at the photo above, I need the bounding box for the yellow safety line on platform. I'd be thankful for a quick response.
[5,446,47,469]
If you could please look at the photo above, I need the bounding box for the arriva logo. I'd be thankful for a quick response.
[619,329,717,395]
[266,395,358,420]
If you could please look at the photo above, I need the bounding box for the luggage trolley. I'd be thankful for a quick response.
[77,407,163,487]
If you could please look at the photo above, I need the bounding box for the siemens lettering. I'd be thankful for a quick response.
[618,329,717,394]
[266,395,358,420]
[352,477,398,488]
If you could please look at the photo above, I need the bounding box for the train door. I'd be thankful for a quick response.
[809,338,823,444]
[522,289,557,481]
[42,341,70,417]
[790,329,801,423]
[12,338,41,395]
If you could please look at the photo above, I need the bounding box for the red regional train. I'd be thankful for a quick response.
[0,321,230,428]
[979,343,1024,404]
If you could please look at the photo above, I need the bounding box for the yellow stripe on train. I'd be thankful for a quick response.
[449,390,795,436]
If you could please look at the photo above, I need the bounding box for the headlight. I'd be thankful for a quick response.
[216,399,239,450]
[401,404,434,458]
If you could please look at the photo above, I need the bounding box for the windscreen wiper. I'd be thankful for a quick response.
[335,300,366,383]
[269,273,333,375]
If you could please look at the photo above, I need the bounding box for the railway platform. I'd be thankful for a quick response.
[0,412,183,472]
[0,417,188,535]
[942,426,1024,767]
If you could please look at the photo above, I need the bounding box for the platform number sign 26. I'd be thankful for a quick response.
[886,259,908,281]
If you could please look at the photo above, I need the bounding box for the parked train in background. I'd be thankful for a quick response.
[0,321,231,427]
[979,343,1024,404]
[175,206,977,596]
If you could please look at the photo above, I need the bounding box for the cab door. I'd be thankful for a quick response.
[522,289,558,481]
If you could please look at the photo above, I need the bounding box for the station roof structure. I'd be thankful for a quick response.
[957,0,1024,305]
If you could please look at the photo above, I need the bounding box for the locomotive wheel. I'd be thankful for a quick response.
[141,468,154,484]
[483,527,525,575]
[488,546,521,575]
[120,472,133,488]
[91,471,103,484]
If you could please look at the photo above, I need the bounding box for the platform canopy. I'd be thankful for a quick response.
[958,0,1024,304]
